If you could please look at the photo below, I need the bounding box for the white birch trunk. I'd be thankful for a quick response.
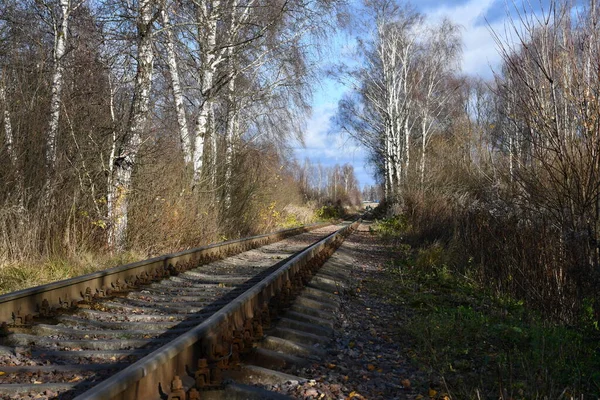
[420,115,427,188]
[192,0,220,187]
[224,77,238,210]
[108,0,155,251]
[0,83,16,167]
[44,0,70,197]
[161,2,192,165]
[404,115,410,177]
[210,120,217,188]
[106,74,117,237]
[385,131,394,200]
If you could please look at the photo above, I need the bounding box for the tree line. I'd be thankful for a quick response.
[294,159,361,207]
[338,0,600,322]
[0,0,341,259]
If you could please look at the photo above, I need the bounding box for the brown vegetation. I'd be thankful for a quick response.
[339,0,600,325]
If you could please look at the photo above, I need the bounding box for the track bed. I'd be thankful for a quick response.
[0,223,357,400]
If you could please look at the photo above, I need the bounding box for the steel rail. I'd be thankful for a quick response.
[0,223,328,325]
[74,220,359,400]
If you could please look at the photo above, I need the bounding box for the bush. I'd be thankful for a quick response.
[315,204,343,220]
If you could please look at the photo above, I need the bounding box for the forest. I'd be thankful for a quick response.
[336,0,600,325]
[0,0,364,292]
[1,0,599,342]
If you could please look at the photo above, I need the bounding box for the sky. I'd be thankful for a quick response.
[292,0,526,188]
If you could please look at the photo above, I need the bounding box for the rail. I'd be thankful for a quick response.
[0,223,328,325]
[74,219,359,400]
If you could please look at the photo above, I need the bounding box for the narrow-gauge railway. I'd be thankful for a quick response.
[0,221,358,400]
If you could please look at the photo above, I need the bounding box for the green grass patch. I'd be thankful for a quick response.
[370,219,600,399]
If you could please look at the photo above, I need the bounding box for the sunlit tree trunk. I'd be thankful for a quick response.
[161,0,192,165]
[192,0,220,188]
[44,0,71,200]
[224,75,238,210]
[108,0,155,251]
[0,81,16,168]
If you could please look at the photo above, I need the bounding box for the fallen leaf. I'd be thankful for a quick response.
[327,363,336,369]
[401,378,411,389]
[0,372,5,376]
[347,391,364,399]
[367,364,376,371]
[429,388,438,398]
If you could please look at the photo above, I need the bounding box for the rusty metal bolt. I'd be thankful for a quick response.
[39,299,53,317]
[209,363,222,386]
[231,330,244,364]
[253,319,264,338]
[58,296,68,309]
[82,287,93,302]
[167,263,176,275]
[12,311,22,326]
[243,319,254,348]
[188,388,200,400]
[218,348,230,370]
[167,376,186,400]
[213,342,229,370]
[195,358,210,388]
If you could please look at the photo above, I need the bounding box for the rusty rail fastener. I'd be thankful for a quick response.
[195,358,210,388]
[166,376,186,400]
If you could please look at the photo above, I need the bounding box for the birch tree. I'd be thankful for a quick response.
[160,0,191,165]
[0,76,16,168]
[107,0,157,250]
[335,0,422,203]
[416,19,461,187]
[43,0,84,200]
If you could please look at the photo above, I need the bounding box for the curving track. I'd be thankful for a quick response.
[0,221,358,400]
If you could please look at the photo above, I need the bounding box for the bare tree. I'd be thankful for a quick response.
[107,0,157,250]
[415,18,461,187]
[0,75,16,168]
[159,0,191,165]
[43,0,84,200]
[334,0,428,204]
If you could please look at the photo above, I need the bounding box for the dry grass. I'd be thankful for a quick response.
[0,251,144,295]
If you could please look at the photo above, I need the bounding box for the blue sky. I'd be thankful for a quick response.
[292,0,533,188]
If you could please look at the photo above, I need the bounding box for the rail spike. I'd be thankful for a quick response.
[166,376,186,400]
[188,388,200,400]
[195,358,210,388]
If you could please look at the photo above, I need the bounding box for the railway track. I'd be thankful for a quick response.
[0,221,359,400]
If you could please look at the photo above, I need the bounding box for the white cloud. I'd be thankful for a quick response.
[427,0,496,25]
[293,99,374,186]
[425,0,505,77]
